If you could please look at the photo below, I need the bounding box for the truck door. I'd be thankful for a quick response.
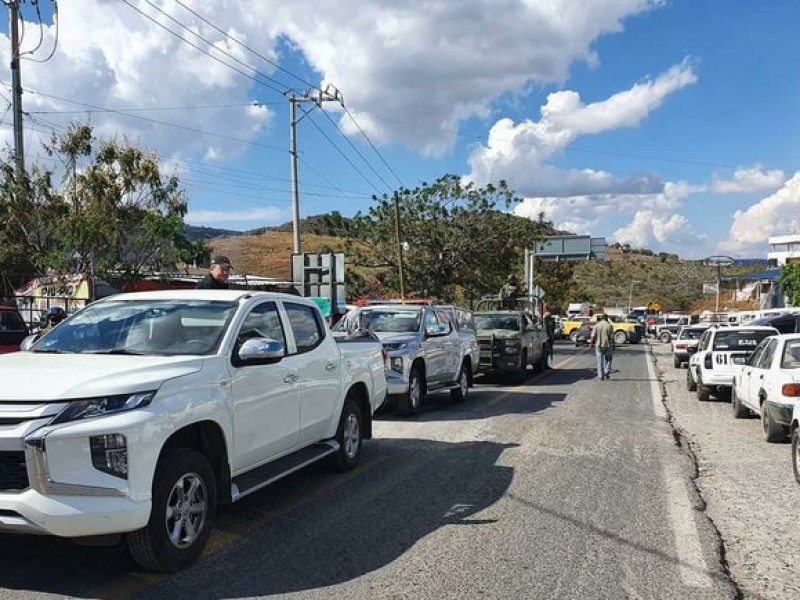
[281,301,342,444]
[229,301,300,472]
[422,308,448,385]
[747,339,776,411]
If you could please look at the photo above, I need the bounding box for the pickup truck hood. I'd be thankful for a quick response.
[375,332,418,345]
[0,353,205,401]
[477,330,520,340]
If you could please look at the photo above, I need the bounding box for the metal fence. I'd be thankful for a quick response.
[13,294,89,328]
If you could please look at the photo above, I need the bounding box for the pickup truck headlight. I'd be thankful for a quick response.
[383,342,408,351]
[390,357,404,373]
[503,340,521,354]
[52,391,156,425]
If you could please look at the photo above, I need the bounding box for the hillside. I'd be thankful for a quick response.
[201,225,759,312]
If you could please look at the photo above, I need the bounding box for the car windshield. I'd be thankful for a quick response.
[712,330,774,351]
[781,340,800,369]
[475,314,520,331]
[359,309,421,333]
[31,299,237,356]
[679,328,706,340]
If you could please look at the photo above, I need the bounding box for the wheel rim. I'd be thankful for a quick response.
[459,370,468,397]
[343,413,360,458]
[165,473,208,549]
[762,406,769,434]
[409,374,422,409]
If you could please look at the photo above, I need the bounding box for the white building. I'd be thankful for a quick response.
[768,234,800,266]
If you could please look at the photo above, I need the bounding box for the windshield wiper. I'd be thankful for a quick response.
[31,348,70,354]
[81,348,150,355]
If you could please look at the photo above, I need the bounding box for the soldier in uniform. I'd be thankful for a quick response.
[499,274,521,309]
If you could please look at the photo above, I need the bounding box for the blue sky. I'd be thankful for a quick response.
[1,0,799,259]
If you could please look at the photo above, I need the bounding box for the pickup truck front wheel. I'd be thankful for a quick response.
[398,366,425,416]
[329,398,363,471]
[128,449,217,572]
[450,364,470,403]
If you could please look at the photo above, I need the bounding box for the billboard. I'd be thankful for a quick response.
[532,235,606,262]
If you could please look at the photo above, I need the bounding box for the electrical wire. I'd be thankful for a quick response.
[28,101,279,115]
[120,0,288,97]
[340,103,406,188]
[172,0,320,92]
[24,0,59,64]
[318,106,394,193]
[299,105,383,194]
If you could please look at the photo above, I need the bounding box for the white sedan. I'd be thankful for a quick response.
[732,333,800,442]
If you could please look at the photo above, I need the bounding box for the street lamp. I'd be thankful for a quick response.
[703,256,735,313]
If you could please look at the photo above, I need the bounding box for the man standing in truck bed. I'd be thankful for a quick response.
[590,313,615,380]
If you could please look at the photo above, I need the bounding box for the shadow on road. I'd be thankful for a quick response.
[0,439,516,599]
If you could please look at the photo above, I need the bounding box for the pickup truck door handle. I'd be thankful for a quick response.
[283,374,299,384]
[325,361,338,371]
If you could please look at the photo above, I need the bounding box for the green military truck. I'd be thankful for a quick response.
[474,309,550,383]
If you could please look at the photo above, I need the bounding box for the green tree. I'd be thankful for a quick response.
[780,262,800,306]
[338,175,552,302]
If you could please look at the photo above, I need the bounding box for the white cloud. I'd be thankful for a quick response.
[712,165,786,194]
[719,171,800,254]
[187,206,288,225]
[613,211,691,247]
[466,60,697,197]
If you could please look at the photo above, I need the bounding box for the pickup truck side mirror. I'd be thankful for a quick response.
[236,338,285,365]
[425,324,450,337]
[20,333,41,352]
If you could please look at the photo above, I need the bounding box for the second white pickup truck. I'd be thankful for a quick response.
[0,290,387,572]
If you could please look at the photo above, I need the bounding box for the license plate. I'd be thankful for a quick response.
[732,356,746,364]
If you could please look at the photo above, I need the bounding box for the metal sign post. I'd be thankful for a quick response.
[703,255,735,312]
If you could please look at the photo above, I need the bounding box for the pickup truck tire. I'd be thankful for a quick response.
[731,387,750,418]
[329,398,363,471]
[686,368,697,391]
[128,448,217,572]
[696,382,710,402]
[761,404,788,443]
[398,366,425,415]
[613,330,628,345]
[514,351,529,384]
[569,331,579,343]
[659,331,672,343]
[450,364,470,403]
[673,356,681,368]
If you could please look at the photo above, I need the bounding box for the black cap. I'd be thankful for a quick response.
[212,255,232,268]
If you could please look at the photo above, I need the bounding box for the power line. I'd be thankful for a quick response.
[318,106,394,193]
[119,0,289,97]
[340,103,406,188]
[28,101,280,115]
[172,0,319,92]
[9,85,288,154]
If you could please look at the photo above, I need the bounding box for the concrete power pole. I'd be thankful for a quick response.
[287,84,342,255]
[8,0,25,175]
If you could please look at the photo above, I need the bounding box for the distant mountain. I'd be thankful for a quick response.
[184,225,243,242]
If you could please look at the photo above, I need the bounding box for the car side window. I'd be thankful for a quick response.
[757,339,777,369]
[236,302,286,355]
[424,309,439,330]
[436,310,454,332]
[747,342,766,367]
[698,331,710,351]
[284,302,324,353]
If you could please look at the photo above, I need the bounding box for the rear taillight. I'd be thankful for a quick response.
[704,353,713,369]
[675,343,687,349]
[782,384,800,397]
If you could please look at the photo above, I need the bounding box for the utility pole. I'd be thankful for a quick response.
[287,84,342,255]
[8,0,25,175]
[394,194,406,301]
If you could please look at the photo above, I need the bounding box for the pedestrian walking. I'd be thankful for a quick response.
[590,313,615,380]
[196,255,232,289]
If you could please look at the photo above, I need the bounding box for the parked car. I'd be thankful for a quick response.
[562,316,591,341]
[602,314,644,344]
[687,325,778,401]
[0,290,387,572]
[732,334,800,442]
[671,324,709,368]
[336,304,476,415]
[474,310,549,382]
[656,314,693,343]
[751,311,800,334]
[0,306,28,354]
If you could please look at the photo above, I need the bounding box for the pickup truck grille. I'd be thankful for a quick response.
[0,451,28,491]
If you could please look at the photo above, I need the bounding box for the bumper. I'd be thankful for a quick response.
[673,351,690,361]
[477,352,521,373]
[700,373,733,388]
[0,489,150,537]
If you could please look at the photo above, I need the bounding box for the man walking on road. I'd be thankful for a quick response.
[590,313,615,380]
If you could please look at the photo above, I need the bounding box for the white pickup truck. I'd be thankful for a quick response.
[0,290,387,572]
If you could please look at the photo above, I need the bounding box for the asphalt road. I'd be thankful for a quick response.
[0,342,742,599]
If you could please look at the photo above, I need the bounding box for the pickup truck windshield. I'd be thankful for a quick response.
[360,309,421,333]
[712,330,773,351]
[32,300,236,356]
[475,314,520,331]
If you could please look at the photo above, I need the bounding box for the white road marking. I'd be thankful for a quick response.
[648,343,713,588]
